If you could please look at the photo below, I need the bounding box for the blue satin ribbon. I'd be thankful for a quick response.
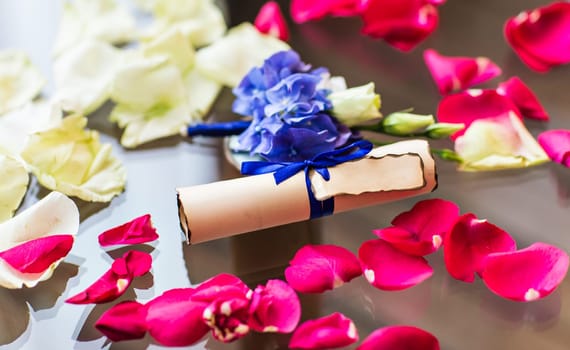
[186,120,251,137]
[241,140,374,219]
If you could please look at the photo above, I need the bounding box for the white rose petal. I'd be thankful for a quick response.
[0,50,45,115]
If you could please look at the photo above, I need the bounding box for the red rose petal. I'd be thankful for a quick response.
[254,1,290,41]
[357,325,440,350]
[290,0,363,23]
[249,279,300,333]
[504,2,570,72]
[95,301,148,342]
[481,243,569,302]
[284,244,362,293]
[66,251,152,304]
[289,312,358,349]
[360,0,441,52]
[146,288,210,346]
[423,49,502,95]
[98,214,158,247]
[0,234,74,274]
[359,239,433,290]
[437,89,522,140]
[538,129,570,167]
[496,77,549,121]
[444,213,516,283]
[374,198,460,256]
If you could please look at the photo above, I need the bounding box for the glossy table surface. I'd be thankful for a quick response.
[1,1,569,349]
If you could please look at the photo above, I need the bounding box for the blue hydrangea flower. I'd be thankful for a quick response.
[232,50,353,162]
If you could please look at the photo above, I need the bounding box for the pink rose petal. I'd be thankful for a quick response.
[0,234,74,274]
[98,214,158,247]
[95,301,148,341]
[146,288,210,346]
[437,89,522,140]
[423,49,502,95]
[289,312,358,349]
[504,2,570,72]
[444,213,516,283]
[192,273,253,343]
[290,0,363,23]
[481,242,569,302]
[357,325,440,350]
[359,239,433,290]
[374,198,460,256]
[254,1,290,41]
[538,129,570,167]
[360,0,441,52]
[496,77,549,121]
[66,251,152,304]
[249,279,300,333]
[285,244,362,293]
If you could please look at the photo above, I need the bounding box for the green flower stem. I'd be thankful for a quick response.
[367,140,463,163]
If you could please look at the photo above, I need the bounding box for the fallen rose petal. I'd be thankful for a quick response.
[423,49,501,94]
[98,214,158,246]
[255,1,290,41]
[360,0,441,51]
[538,129,570,167]
[0,191,79,289]
[21,114,126,202]
[359,239,433,290]
[437,89,521,140]
[289,312,358,349]
[444,213,516,282]
[95,301,148,341]
[0,155,28,222]
[285,244,362,293]
[66,250,152,304]
[481,243,569,302]
[0,235,74,274]
[0,50,45,115]
[290,0,363,23]
[504,2,570,72]
[357,325,440,350]
[249,279,300,333]
[496,77,549,120]
[374,198,460,256]
[454,111,549,171]
[195,23,289,87]
[146,288,210,346]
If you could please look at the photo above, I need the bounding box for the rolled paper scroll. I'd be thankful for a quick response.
[177,139,437,244]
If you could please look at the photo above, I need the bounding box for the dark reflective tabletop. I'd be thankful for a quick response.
[1,1,569,349]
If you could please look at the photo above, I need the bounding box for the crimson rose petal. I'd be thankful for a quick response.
[289,312,358,349]
[423,49,501,95]
[95,301,148,342]
[98,214,158,247]
[360,0,441,52]
[66,251,152,304]
[0,234,74,273]
[481,243,569,302]
[496,77,549,121]
[357,325,440,350]
[538,129,570,167]
[359,239,433,290]
[254,1,290,41]
[285,244,362,293]
[290,0,363,23]
[437,89,522,140]
[444,213,516,282]
[146,288,210,346]
[504,2,570,72]
[249,279,300,333]
[374,198,460,256]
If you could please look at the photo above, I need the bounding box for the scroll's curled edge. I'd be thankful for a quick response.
[177,139,437,244]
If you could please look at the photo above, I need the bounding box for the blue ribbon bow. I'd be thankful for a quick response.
[241,140,374,219]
